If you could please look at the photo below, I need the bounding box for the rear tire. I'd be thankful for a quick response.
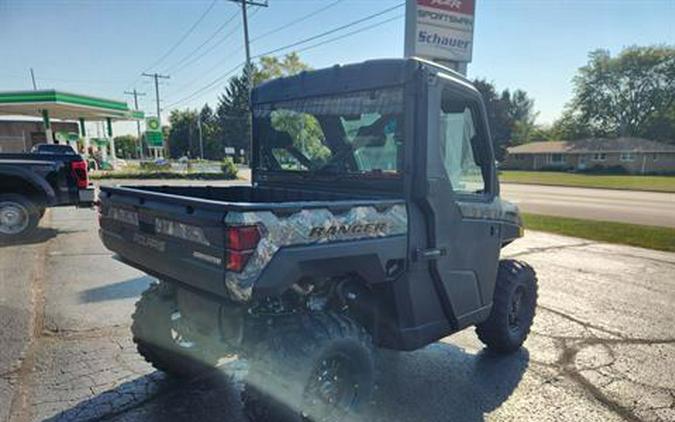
[242,312,375,422]
[476,260,538,354]
[0,194,40,243]
[131,282,219,379]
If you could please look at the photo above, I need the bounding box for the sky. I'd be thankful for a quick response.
[0,0,673,136]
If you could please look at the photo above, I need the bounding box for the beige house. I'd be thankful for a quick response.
[503,138,675,174]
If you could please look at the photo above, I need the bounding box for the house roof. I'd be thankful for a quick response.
[508,138,675,154]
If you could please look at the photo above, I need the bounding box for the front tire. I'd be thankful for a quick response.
[131,282,219,378]
[476,260,538,354]
[242,312,375,422]
[0,194,40,242]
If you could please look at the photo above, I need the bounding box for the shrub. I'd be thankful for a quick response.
[139,161,172,171]
[579,165,629,175]
[221,157,238,179]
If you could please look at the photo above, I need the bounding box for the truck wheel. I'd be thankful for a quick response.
[242,312,374,422]
[0,194,40,242]
[131,282,219,379]
[476,260,538,354]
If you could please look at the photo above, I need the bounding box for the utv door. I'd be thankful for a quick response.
[420,73,501,329]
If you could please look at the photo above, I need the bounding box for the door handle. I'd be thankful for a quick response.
[415,248,447,260]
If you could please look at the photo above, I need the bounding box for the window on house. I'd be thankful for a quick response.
[652,153,659,161]
[550,153,564,163]
[592,153,606,161]
[620,152,635,162]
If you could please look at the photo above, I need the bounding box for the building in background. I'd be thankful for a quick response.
[0,119,79,153]
[503,138,675,175]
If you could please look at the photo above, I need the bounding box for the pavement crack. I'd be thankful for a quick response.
[538,305,627,339]
[508,241,597,258]
[539,305,675,422]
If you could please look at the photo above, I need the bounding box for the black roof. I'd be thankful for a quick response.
[251,57,474,104]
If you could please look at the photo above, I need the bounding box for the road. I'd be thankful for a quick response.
[501,183,675,228]
[1,204,674,421]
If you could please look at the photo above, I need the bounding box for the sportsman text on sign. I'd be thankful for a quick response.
[405,0,476,65]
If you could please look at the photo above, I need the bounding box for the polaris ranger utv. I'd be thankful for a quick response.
[98,58,537,421]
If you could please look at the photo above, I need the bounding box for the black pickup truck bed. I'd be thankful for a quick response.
[99,185,407,301]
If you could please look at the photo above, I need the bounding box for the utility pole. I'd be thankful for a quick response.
[197,116,204,160]
[142,73,169,157]
[141,73,170,123]
[29,68,37,90]
[228,0,267,163]
[228,0,268,76]
[124,89,147,160]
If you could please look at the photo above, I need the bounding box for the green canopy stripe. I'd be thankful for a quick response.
[0,90,128,111]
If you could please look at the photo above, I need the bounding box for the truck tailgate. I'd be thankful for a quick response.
[98,186,229,297]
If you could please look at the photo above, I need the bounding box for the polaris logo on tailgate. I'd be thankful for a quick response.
[309,223,388,238]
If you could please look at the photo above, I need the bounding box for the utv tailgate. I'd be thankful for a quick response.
[99,186,231,297]
[99,185,407,301]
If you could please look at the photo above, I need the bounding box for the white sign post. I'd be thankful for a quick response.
[404,0,476,75]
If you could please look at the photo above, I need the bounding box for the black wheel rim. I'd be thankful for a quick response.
[303,352,359,421]
[507,285,526,333]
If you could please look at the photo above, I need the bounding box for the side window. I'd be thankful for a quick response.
[439,89,487,195]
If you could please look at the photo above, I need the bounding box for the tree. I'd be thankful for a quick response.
[472,79,538,159]
[167,109,199,159]
[199,104,223,159]
[568,46,675,139]
[216,53,312,158]
[113,135,139,159]
[252,52,310,86]
[216,65,253,158]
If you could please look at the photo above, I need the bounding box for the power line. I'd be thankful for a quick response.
[167,6,261,77]
[165,62,244,109]
[124,0,219,91]
[250,0,344,43]
[169,22,242,75]
[164,9,240,74]
[253,2,404,59]
[165,2,405,110]
[293,14,403,55]
[141,0,219,73]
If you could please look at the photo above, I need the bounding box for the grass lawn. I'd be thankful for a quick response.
[500,171,675,193]
[523,213,675,252]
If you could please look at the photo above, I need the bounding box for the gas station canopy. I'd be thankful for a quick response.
[0,89,143,121]
[0,89,146,164]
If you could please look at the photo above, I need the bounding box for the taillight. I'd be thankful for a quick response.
[225,225,261,272]
[70,160,88,189]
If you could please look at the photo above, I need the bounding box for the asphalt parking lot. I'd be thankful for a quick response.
[1,205,674,422]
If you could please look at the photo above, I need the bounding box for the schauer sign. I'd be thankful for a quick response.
[405,0,476,64]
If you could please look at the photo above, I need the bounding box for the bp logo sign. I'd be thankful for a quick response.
[145,117,163,147]
[146,117,161,132]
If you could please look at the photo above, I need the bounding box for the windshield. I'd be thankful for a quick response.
[254,87,404,177]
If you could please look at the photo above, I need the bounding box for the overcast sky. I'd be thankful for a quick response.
[0,0,673,135]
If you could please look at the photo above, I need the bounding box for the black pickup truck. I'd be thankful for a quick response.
[99,58,537,421]
[0,150,93,241]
